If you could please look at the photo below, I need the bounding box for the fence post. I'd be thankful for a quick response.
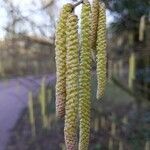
[128,52,136,89]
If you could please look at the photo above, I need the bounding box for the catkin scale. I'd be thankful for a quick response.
[96,3,107,99]
[91,0,99,52]
[64,14,79,150]
[79,2,91,150]
[55,4,73,118]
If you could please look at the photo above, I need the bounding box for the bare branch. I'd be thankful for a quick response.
[73,0,83,8]
[42,0,54,10]
[23,35,54,45]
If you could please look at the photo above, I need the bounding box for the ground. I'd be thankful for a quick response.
[0,75,55,150]
[5,75,150,150]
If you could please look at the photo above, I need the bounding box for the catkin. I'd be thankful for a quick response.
[64,14,79,150]
[79,1,91,150]
[91,0,99,52]
[96,3,107,99]
[55,4,73,118]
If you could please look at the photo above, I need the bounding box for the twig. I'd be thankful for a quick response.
[73,0,83,8]
[83,0,89,3]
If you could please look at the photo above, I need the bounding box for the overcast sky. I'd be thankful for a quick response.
[0,0,114,39]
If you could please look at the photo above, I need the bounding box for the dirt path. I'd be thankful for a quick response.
[0,75,55,150]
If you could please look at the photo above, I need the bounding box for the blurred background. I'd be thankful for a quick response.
[0,0,149,150]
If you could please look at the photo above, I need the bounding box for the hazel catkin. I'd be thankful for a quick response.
[64,14,79,150]
[96,3,107,99]
[55,4,73,118]
[91,0,100,53]
[78,1,91,150]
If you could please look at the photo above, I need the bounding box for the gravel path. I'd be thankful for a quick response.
[0,75,55,150]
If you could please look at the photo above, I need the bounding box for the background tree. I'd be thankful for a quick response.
[105,0,150,52]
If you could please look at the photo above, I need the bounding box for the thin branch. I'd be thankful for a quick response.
[2,26,54,45]
[42,0,54,10]
[73,0,83,8]
[23,35,54,45]
[83,0,89,3]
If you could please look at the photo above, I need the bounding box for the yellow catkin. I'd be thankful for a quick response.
[128,53,136,89]
[39,77,47,128]
[119,141,124,150]
[145,141,150,150]
[96,3,107,99]
[108,138,113,150]
[91,0,99,52]
[28,91,36,137]
[55,4,73,118]
[64,14,79,150]
[79,1,91,150]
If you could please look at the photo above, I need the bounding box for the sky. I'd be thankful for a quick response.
[0,0,49,39]
[0,0,114,39]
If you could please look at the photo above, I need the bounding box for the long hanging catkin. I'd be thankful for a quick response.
[55,4,73,118]
[79,1,91,150]
[64,14,79,150]
[91,0,99,52]
[96,3,107,99]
